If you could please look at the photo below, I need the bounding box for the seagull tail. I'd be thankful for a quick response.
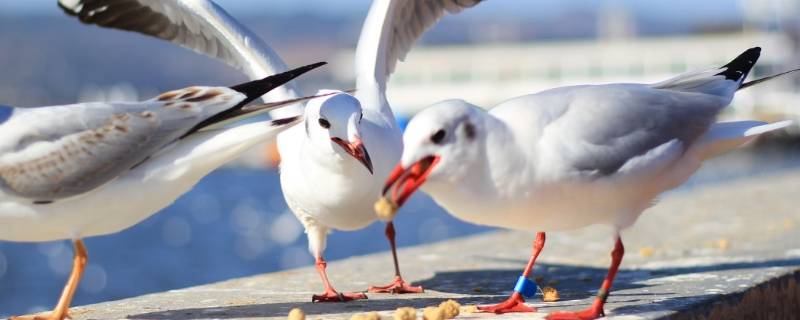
[184,62,325,135]
[650,47,761,96]
[696,120,793,160]
[197,90,343,132]
[716,47,760,84]
[230,61,326,107]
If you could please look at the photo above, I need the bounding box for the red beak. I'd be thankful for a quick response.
[331,137,373,174]
[382,156,441,207]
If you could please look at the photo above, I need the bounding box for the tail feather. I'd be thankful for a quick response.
[651,47,762,96]
[185,62,325,136]
[715,47,760,82]
[696,120,792,160]
[198,90,344,131]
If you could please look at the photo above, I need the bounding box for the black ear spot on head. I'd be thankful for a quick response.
[463,122,476,140]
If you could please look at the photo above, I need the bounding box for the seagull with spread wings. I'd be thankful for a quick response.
[57,0,488,301]
[1,62,323,320]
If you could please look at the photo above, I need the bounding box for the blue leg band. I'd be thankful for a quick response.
[513,275,538,298]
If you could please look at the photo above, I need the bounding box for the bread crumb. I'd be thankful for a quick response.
[461,305,479,314]
[423,306,444,320]
[393,307,416,320]
[288,308,305,320]
[375,197,398,221]
[639,246,655,258]
[351,312,381,320]
[439,299,460,319]
[715,239,730,251]
[542,287,560,302]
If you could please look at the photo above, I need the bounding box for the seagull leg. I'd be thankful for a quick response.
[12,239,88,320]
[367,222,423,294]
[312,256,368,302]
[546,235,624,320]
[479,232,545,313]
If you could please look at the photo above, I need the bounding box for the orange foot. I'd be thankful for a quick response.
[478,292,537,314]
[312,290,368,303]
[368,276,423,294]
[11,312,70,320]
[546,305,604,320]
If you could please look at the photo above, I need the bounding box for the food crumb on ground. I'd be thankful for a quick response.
[288,308,305,320]
[542,286,560,302]
[423,306,445,320]
[639,246,655,258]
[439,299,461,319]
[393,307,416,320]
[461,305,479,314]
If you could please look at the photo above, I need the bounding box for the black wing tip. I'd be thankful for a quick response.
[230,61,327,105]
[270,115,302,127]
[717,47,761,82]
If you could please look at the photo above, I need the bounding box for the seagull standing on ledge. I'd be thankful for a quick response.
[381,47,797,318]
[0,63,322,320]
[58,0,489,301]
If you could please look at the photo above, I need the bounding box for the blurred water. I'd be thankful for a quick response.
[0,145,798,316]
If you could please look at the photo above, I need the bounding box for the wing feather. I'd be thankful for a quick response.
[526,84,729,177]
[0,87,244,200]
[355,0,484,92]
[58,0,300,102]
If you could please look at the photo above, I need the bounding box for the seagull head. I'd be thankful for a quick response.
[382,99,485,206]
[305,90,373,174]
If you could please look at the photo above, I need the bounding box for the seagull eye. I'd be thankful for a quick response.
[318,118,331,129]
[430,129,446,144]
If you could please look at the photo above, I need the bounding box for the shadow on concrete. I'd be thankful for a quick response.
[127,296,491,319]
[128,257,800,319]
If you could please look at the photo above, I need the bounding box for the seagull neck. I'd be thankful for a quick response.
[483,114,531,193]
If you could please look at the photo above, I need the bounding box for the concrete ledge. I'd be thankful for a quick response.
[68,170,800,319]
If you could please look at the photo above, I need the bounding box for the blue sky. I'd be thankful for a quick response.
[1,0,743,23]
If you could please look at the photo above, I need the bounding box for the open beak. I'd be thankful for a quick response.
[382,156,440,207]
[332,137,373,174]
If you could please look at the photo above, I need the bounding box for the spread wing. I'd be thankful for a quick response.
[0,86,245,201]
[355,0,484,92]
[57,0,301,104]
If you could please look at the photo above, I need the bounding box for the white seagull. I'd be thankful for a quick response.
[58,0,488,301]
[0,63,323,320]
[381,47,797,318]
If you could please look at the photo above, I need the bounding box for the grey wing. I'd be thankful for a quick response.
[0,89,240,201]
[540,85,728,176]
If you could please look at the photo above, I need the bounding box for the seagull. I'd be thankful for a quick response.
[380,47,797,318]
[57,0,488,301]
[0,62,323,320]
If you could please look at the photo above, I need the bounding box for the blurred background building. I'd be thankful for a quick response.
[0,0,799,316]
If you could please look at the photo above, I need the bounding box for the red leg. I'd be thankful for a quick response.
[479,232,546,314]
[546,236,625,320]
[368,222,423,293]
[312,256,368,302]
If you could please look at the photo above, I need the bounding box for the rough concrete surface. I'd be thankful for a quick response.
[57,169,800,319]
